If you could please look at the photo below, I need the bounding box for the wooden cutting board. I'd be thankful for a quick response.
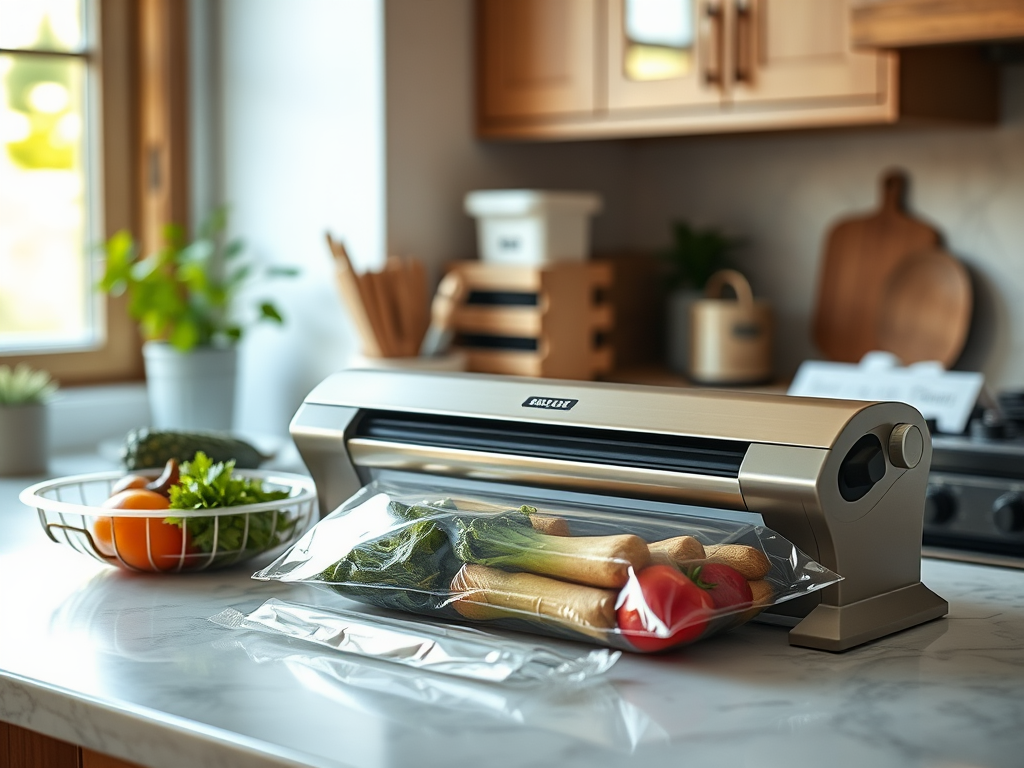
[813,171,941,363]
[876,247,972,367]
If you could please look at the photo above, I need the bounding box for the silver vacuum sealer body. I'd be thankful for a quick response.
[290,369,947,652]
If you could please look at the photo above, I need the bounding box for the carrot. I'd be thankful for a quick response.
[450,563,617,640]
[649,535,705,567]
[704,544,771,580]
[748,578,774,606]
[529,514,572,536]
[735,578,775,624]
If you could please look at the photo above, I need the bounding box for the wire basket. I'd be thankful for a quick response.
[20,469,318,573]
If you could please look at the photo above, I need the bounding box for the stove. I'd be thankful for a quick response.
[923,396,1024,568]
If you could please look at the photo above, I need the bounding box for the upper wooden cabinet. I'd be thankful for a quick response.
[851,0,1024,49]
[476,0,998,140]
[604,0,720,112]
[729,0,881,106]
[478,0,597,119]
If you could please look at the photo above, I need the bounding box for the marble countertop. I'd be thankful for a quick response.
[2,456,1024,768]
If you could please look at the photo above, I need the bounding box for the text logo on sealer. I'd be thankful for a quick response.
[522,397,578,411]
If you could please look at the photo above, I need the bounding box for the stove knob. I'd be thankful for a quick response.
[925,487,957,525]
[992,493,1024,534]
[970,409,1008,440]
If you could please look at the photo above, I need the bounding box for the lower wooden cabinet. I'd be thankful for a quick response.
[1,721,144,768]
[476,0,998,140]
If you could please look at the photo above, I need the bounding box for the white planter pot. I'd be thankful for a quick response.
[0,403,48,476]
[666,288,703,375]
[143,342,237,431]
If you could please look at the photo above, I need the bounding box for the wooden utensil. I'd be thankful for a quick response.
[406,258,430,351]
[361,269,403,358]
[326,233,383,358]
[420,271,468,357]
[386,256,426,357]
[876,248,972,367]
[813,171,941,363]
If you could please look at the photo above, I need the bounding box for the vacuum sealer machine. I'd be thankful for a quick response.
[290,369,947,652]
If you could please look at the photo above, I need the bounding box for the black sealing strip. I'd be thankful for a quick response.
[354,410,749,477]
[466,290,538,307]
[457,335,538,351]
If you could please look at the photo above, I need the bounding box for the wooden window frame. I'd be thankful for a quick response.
[0,0,190,386]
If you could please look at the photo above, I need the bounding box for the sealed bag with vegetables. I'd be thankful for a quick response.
[253,480,841,652]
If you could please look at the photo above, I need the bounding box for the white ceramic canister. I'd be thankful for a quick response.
[689,269,773,385]
[464,190,603,266]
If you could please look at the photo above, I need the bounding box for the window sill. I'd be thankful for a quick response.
[48,383,151,453]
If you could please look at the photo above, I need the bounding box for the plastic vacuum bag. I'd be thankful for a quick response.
[211,598,618,684]
[253,479,841,653]
[212,611,660,751]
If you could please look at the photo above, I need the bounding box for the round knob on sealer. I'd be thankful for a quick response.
[889,423,924,469]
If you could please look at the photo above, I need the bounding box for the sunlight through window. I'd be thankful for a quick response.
[0,0,99,353]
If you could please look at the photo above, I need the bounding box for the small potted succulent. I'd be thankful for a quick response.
[0,364,58,476]
[101,208,295,431]
[661,221,743,375]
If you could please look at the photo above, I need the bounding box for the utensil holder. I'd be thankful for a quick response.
[448,261,614,380]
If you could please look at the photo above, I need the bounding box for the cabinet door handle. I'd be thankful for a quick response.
[734,0,753,83]
[702,1,724,86]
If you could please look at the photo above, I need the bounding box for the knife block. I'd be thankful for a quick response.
[447,261,614,380]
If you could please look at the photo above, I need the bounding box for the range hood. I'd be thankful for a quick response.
[852,0,1024,48]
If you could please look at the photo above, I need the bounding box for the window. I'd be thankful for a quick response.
[0,0,146,385]
[0,0,97,353]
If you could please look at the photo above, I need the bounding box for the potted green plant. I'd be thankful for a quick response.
[101,208,295,431]
[661,221,742,375]
[0,364,58,476]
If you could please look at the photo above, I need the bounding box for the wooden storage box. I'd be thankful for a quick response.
[449,261,613,380]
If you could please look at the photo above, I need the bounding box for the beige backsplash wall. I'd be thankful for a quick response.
[624,65,1024,389]
[386,0,1024,390]
[385,0,633,276]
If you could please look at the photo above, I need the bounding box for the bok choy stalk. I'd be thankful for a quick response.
[453,506,651,589]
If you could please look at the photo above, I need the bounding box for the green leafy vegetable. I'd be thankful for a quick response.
[453,505,650,589]
[166,451,292,555]
[318,500,460,613]
[452,505,539,568]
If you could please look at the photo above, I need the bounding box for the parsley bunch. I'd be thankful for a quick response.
[166,451,294,555]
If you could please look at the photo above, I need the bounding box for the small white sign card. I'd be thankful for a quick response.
[788,352,983,434]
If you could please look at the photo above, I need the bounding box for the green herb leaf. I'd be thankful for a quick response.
[166,451,292,555]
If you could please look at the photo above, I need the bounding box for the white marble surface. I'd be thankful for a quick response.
[3,456,1024,768]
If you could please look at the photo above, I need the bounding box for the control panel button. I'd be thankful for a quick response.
[889,423,924,469]
[924,486,957,525]
[992,493,1024,534]
[838,434,886,502]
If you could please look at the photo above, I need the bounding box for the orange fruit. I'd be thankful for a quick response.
[94,489,190,572]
